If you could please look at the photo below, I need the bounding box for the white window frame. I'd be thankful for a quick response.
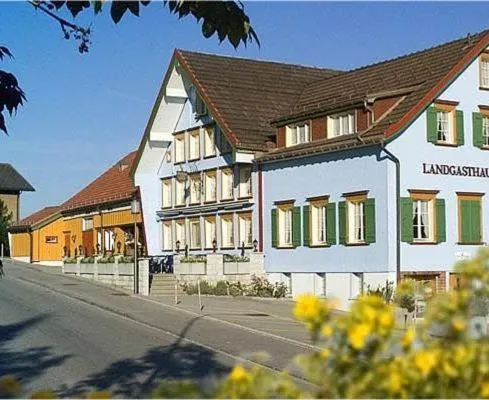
[104,229,115,252]
[278,206,293,247]
[328,112,355,138]
[83,218,93,231]
[189,173,201,205]
[174,134,185,163]
[436,109,454,144]
[162,221,172,251]
[162,178,172,208]
[238,213,253,248]
[311,201,327,246]
[204,127,216,157]
[188,131,200,160]
[221,168,234,201]
[221,214,235,248]
[347,200,365,244]
[175,219,186,247]
[286,123,310,147]
[175,178,186,206]
[189,218,201,249]
[412,198,435,242]
[204,171,217,202]
[238,166,252,198]
[204,216,217,249]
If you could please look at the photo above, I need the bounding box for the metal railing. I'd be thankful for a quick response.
[149,255,174,274]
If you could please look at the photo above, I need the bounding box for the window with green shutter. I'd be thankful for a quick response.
[459,196,483,244]
[400,197,413,243]
[364,198,376,244]
[426,107,438,144]
[326,202,336,245]
[473,112,484,148]
[303,205,310,247]
[456,110,464,146]
[427,104,460,146]
[292,206,301,247]
[338,201,347,245]
[271,209,277,248]
[436,199,446,243]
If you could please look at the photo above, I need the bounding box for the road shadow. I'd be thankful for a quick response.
[0,315,71,388]
[63,316,231,398]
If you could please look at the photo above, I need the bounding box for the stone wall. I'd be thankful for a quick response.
[173,253,265,284]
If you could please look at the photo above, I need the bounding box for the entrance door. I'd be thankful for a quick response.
[82,230,94,256]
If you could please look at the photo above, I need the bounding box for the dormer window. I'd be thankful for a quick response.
[286,123,310,147]
[328,112,355,138]
[480,53,489,89]
[196,94,207,117]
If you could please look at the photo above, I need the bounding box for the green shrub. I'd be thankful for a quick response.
[119,256,134,263]
[273,282,288,298]
[366,280,395,303]
[228,281,245,297]
[215,281,229,296]
[223,254,250,263]
[181,255,206,263]
[80,256,95,264]
[98,255,115,264]
[63,257,77,264]
[199,280,214,295]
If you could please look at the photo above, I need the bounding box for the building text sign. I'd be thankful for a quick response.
[422,163,489,178]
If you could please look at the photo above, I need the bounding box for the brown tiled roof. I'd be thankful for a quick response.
[176,50,342,151]
[10,205,61,229]
[61,151,137,212]
[259,29,489,162]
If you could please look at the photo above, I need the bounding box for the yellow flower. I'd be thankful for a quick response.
[30,390,58,399]
[0,377,21,395]
[229,365,249,382]
[378,311,394,329]
[454,345,469,365]
[321,325,333,337]
[348,323,371,350]
[388,372,402,393]
[319,348,331,360]
[452,317,466,332]
[363,305,377,323]
[401,328,415,348]
[414,350,438,376]
[293,294,322,321]
[442,360,458,378]
[481,381,489,398]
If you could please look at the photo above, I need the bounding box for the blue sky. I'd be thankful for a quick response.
[2,1,489,217]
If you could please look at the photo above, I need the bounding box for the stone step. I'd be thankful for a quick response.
[150,289,177,295]
[151,274,176,281]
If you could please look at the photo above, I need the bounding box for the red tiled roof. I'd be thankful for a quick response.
[11,205,61,229]
[61,151,138,212]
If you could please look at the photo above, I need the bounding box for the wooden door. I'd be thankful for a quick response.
[82,230,94,256]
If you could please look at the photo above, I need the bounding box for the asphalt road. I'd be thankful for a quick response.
[0,260,311,397]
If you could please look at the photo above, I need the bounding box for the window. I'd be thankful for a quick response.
[104,230,115,252]
[175,219,186,247]
[204,170,217,202]
[328,113,355,137]
[480,53,489,89]
[339,193,375,245]
[175,178,186,206]
[221,168,234,201]
[221,214,234,248]
[189,218,201,249]
[311,200,327,245]
[188,130,200,160]
[220,129,232,154]
[189,173,201,205]
[279,207,293,247]
[271,203,301,249]
[204,127,216,157]
[162,221,172,251]
[204,216,216,249]
[458,193,483,244]
[162,178,172,208]
[174,134,185,163]
[426,103,463,146]
[83,218,93,231]
[474,109,489,149]
[286,123,310,146]
[45,236,58,244]
[483,116,489,146]
[196,94,207,116]
[412,199,433,242]
[238,166,252,198]
[238,213,253,248]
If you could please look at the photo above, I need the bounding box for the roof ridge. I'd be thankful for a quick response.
[347,29,489,74]
[176,49,343,73]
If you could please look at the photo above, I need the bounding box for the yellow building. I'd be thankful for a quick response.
[8,151,144,265]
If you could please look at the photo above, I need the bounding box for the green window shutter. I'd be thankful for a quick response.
[326,202,336,245]
[436,199,446,243]
[471,200,482,243]
[338,201,347,245]
[400,197,413,243]
[292,206,301,247]
[456,110,464,146]
[473,112,484,148]
[303,205,310,247]
[460,200,471,243]
[426,107,438,144]
[364,198,376,244]
[271,209,277,248]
